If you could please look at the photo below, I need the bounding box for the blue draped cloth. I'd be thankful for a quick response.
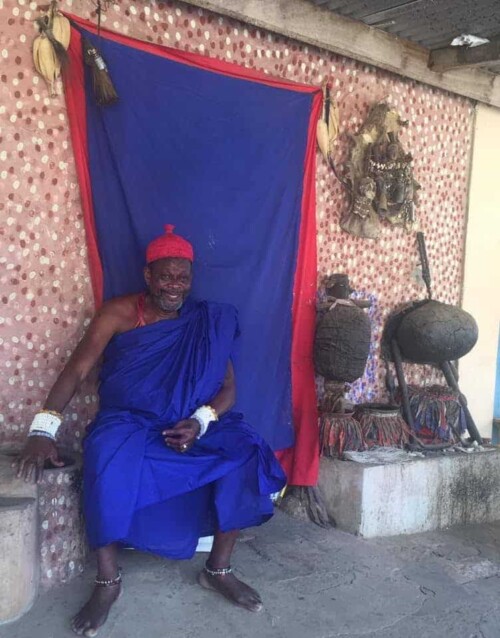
[83,298,286,558]
[79,27,315,451]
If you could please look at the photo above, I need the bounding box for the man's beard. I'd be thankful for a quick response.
[150,291,185,313]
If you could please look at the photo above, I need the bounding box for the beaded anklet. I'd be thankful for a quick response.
[95,569,122,587]
[204,563,232,576]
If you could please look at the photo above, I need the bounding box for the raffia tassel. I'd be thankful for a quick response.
[319,411,365,458]
[82,37,118,107]
[403,384,465,443]
[354,404,412,449]
[279,486,332,528]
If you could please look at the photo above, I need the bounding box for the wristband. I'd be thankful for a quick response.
[190,405,218,438]
[28,429,57,441]
[28,410,63,439]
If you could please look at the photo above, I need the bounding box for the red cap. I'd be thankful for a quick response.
[146,224,194,264]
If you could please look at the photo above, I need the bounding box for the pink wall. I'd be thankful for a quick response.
[0,0,474,449]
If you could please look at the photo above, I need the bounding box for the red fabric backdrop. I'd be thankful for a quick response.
[63,15,321,485]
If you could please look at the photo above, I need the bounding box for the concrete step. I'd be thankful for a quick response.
[0,496,38,625]
[0,453,37,499]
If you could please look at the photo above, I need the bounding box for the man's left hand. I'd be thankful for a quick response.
[162,419,200,452]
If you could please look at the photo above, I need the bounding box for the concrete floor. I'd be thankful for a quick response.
[3,510,500,638]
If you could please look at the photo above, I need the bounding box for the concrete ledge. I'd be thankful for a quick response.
[318,450,500,538]
[0,497,38,625]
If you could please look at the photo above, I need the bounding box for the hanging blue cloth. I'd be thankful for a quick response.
[83,298,286,559]
[79,27,315,451]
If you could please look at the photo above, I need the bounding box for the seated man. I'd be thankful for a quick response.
[15,225,287,637]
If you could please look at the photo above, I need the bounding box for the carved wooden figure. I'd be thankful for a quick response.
[343,102,419,238]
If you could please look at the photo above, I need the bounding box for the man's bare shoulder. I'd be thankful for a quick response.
[93,293,140,332]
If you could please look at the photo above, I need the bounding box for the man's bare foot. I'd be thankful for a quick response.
[198,569,263,612]
[71,583,121,636]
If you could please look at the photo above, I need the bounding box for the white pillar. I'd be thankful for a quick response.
[460,104,500,437]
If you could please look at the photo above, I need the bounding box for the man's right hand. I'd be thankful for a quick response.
[14,436,64,484]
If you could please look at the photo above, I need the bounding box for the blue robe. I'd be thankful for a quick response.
[83,298,287,559]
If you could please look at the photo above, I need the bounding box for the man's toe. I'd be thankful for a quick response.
[240,592,263,612]
[70,619,81,634]
[74,619,91,636]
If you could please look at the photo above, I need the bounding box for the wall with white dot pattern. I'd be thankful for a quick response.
[0,0,474,447]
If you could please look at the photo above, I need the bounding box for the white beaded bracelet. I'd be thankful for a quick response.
[28,410,63,439]
[191,405,218,438]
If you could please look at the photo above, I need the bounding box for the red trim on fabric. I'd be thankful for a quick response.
[135,292,146,329]
[63,13,318,94]
[63,15,321,484]
[62,27,104,307]
[276,91,322,486]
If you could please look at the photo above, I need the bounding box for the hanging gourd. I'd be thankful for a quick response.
[316,82,339,164]
[32,1,70,97]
